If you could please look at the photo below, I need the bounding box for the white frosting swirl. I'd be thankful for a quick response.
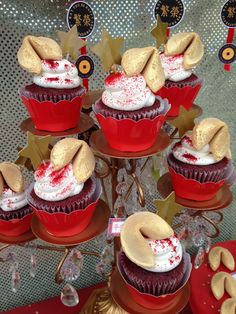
[143,236,183,273]
[102,73,155,111]
[173,135,217,165]
[34,161,84,201]
[160,54,192,82]
[33,59,81,89]
[0,188,27,212]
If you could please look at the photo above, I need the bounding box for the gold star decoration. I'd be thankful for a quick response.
[57,24,87,60]
[171,106,199,137]
[16,132,51,170]
[91,29,124,72]
[151,15,168,49]
[154,192,183,225]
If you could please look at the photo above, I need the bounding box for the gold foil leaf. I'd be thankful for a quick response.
[171,106,198,137]
[151,16,168,49]
[211,272,236,300]
[120,212,173,268]
[122,47,165,92]
[57,25,87,61]
[221,298,236,314]
[165,32,204,69]
[0,162,24,193]
[91,29,124,72]
[50,138,95,184]
[192,118,231,161]
[154,192,183,225]
[208,247,235,271]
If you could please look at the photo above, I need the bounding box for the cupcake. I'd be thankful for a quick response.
[18,36,85,132]
[156,32,204,117]
[167,118,231,201]
[118,212,191,308]
[27,138,101,237]
[0,163,33,237]
[93,47,170,152]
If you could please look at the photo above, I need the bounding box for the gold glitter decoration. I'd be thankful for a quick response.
[57,24,87,60]
[208,246,235,271]
[50,138,95,184]
[91,29,124,72]
[211,272,236,300]
[0,162,24,194]
[17,132,51,170]
[154,191,183,225]
[171,105,198,137]
[151,15,168,49]
[120,212,173,269]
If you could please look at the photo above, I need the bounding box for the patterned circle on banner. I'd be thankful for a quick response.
[221,0,236,28]
[154,0,184,28]
[76,55,94,78]
[218,43,236,64]
[67,1,95,37]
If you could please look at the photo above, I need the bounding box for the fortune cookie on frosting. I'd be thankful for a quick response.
[192,118,231,161]
[0,162,24,194]
[50,138,95,184]
[17,36,62,74]
[211,272,236,300]
[208,246,235,272]
[221,298,236,314]
[120,212,174,268]
[121,46,165,92]
[165,32,204,70]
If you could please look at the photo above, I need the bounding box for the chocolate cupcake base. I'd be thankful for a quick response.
[167,153,229,183]
[0,205,32,221]
[165,74,202,89]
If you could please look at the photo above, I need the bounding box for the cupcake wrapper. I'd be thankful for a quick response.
[0,205,32,221]
[167,154,228,183]
[27,176,97,214]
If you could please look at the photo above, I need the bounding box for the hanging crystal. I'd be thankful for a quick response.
[194,246,205,269]
[204,237,212,253]
[11,270,20,293]
[60,283,79,307]
[29,253,37,278]
[60,249,84,283]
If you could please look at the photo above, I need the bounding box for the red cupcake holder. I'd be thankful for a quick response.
[155,83,202,117]
[93,99,170,152]
[117,252,192,310]
[169,167,225,201]
[20,95,84,132]
[28,179,102,237]
[0,212,33,237]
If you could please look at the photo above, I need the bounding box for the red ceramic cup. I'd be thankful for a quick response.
[0,212,33,237]
[117,252,192,310]
[155,82,202,117]
[169,167,225,201]
[28,179,102,237]
[20,94,85,132]
[93,97,170,152]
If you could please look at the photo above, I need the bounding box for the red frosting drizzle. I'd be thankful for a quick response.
[105,72,123,86]
[43,60,59,69]
[65,79,73,84]
[182,153,197,162]
[45,77,60,82]
[36,161,50,178]
[182,136,193,146]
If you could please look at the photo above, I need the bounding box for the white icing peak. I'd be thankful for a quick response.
[0,188,27,212]
[102,72,156,111]
[143,235,183,272]
[160,53,192,82]
[33,59,81,89]
[34,161,84,201]
[173,134,218,165]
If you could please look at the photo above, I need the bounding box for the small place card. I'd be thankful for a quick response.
[107,218,126,237]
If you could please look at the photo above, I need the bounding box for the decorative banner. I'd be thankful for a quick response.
[154,0,185,37]
[67,1,95,38]
[76,55,95,79]
[221,0,236,71]
[218,43,236,64]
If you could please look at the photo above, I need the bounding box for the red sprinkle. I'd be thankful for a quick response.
[36,161,50,178]
[45,77,60,82]
[65,79,73,84]
[182,153,197,162]
[105,72,123,86]
[49,165,70,185]
[44,60,59,69]
[182,136,193,146]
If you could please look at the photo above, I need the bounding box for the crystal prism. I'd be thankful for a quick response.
[60,284,79,307]
[11,270,20,293]
[194,246,205,269]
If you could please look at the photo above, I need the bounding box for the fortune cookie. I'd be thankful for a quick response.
[165,32,204,69]
[221,298,236,314]
[0,162,24,194]
[50,138,95,184]
[192,118,231,161]
[121,47,165,92]
[211,272,236,300]
[17,36,62,74]
[120,212,174,268]
[208,246,235,272]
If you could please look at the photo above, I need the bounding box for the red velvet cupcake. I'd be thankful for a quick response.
[17,36,85,132]
[0,162,33,237]
[27,138,101,237]
[155,32,204,117]
[167,118,231,201]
